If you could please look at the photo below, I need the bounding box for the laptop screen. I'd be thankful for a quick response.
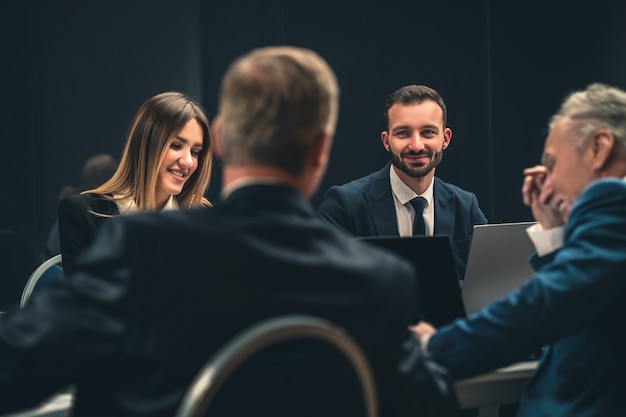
[357,235,466,327]
[462,222,537,316]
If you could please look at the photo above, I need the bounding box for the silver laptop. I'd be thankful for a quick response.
[462,221,537,316]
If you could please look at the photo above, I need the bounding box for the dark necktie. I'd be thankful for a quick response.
[409,196,427,236]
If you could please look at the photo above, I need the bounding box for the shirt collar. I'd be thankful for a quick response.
[161,194,178,211]
[115,194,178,214]
[389,164,434,206]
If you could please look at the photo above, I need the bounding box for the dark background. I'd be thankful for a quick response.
[3,0,626,257]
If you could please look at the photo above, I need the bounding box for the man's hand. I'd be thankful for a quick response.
[522,165,567,228]
[409,321,437,348]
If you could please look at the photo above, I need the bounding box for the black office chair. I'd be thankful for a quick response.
[174,315,378,417]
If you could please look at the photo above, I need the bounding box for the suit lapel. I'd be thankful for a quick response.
[365,164,400,236]
[433,178,455,236]
[364,169,459,237]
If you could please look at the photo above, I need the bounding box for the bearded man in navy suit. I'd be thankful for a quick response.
[414,82,626,417]
[317,85,487,283]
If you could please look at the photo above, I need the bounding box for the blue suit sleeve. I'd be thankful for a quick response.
[427,178,626,380]
[470,193,488,225]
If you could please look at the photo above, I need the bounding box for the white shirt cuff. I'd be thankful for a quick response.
[526,223,564,256]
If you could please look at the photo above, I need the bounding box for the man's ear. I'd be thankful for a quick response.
[309,130,333,170]
[590,129,616,170]
[442,127,452,150]
[211,116,223,159]
[381,131,390,151]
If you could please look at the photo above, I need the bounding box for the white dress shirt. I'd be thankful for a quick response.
[389,165,434,236]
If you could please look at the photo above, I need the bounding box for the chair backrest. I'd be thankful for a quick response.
[174,314,378,417]
[20,254,63,308]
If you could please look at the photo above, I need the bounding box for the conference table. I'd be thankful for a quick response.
[1,361,536,417]
[455,360,536,408]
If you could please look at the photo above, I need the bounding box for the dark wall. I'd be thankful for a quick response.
[2,2,38,240]
[201,0,626,224]
[488,0,626,221]
[201,1,492,217]
[4,0,626,255]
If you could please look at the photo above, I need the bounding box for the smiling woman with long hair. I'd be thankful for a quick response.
[58,92,213,271]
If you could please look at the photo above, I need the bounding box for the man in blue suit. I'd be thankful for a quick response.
[318,84,487,282]
[414,82,626,417]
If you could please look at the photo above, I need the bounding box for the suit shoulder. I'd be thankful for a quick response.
[60,193,108,208]
[571,178,626,216]
[59,193,96,215]
[583,177,626,196]
[329,172,381,193]
[323,166,389,195]
[60,193,118,216]
[434,177,478,198]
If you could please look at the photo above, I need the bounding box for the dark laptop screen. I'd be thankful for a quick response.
[357,235,466,327]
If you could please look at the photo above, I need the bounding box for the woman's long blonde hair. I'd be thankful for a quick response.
[86,92,212,209]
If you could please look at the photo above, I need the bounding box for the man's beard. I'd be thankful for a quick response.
[391,149,444,178]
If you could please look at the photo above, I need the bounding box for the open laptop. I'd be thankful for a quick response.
[357,235,466,327]
[462,221,537,316]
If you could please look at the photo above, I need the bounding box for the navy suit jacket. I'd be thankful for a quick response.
[427,178,626,417]
[317,163,487,281]
[0,184,457,417]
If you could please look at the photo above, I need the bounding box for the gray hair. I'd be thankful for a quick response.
[550,83,626,152]
[218,46,339,176]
